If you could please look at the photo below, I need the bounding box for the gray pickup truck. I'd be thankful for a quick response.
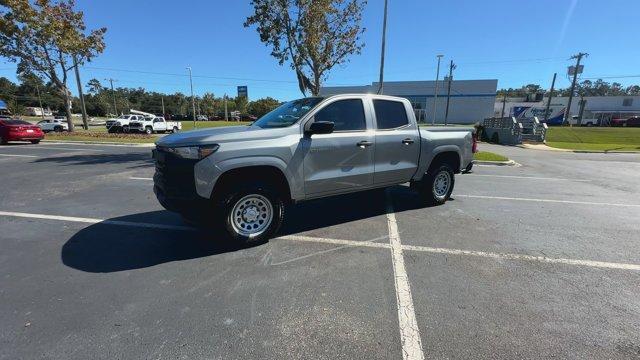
[153,94,476,244]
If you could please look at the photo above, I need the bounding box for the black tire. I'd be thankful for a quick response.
[145,127,153,135]
[172,127,178,133]
[54,126,63,133]
[122,125,130,133]
[30,140,40,144]
[220,182,285,245]
[0,136,7,145]
[418,164,455,206]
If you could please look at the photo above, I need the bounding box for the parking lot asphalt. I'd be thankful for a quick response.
[1,142,639,359]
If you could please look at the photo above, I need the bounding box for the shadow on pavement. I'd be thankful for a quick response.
[33,153,153,167]
[61,186,426,273]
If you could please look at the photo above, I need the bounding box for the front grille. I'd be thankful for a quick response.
[153,147,198,199]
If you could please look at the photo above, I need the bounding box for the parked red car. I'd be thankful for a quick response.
[0,119,44,144]
[610,118,627,127]
[625,116,640,127]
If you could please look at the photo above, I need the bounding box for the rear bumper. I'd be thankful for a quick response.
[6,132,44,141]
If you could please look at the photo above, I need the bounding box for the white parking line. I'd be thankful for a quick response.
[1,209,640,272]
[130,177,153,181]
[467,174,591,182]
[456,194,640,208]
[401,244,640,271]
[8,145,105,152]
[385,192,425,360]
[278,235,389,249]
[0,211,194,231]
[0,153,37,158]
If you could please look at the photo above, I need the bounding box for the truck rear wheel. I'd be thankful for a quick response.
[221,182,285,245]
[419,164,455,205]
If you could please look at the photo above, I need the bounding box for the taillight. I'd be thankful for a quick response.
[472,133,478,153]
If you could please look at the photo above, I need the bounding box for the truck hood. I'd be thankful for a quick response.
[156,125,276,147]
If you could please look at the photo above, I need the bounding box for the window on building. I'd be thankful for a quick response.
[623,98,633,107]
[314,99,366,131]
[373,100,410,129]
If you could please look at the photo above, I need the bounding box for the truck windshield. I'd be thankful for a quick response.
[252,97,323,129]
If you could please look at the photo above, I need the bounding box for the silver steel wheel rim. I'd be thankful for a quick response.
[230,194,273,237]
[433,171,451,198]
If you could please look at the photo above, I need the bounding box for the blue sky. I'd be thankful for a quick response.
[1,0,639,100]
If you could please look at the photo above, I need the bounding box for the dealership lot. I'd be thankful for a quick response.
[1,142,639,359]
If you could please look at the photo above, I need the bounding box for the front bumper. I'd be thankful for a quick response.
[152,147,209,215]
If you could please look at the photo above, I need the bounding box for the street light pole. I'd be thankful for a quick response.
[432,54,443,125]
[105,78,117,116]
[444,60,456,125]
[73,55,89,130]
[187,67,197,129]
[35,84,45,120]
[377,0,388,94]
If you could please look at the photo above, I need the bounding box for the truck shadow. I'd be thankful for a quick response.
[61,186,426,273]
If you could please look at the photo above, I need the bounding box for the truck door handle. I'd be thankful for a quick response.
[402,138,415,145]
[356,140,373,148]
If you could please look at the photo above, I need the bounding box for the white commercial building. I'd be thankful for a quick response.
[320,80,498,124]
[495,96,640,125]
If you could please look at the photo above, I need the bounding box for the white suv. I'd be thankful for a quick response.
[37,119,69,133]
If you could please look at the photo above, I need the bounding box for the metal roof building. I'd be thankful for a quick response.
[320,79,498,124]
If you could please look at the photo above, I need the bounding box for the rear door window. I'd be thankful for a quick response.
[373,100,409,129]
[314,99,366,132]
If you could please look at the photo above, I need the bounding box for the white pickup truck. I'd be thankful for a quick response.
[105,114,147,133]
[129,116,182,134]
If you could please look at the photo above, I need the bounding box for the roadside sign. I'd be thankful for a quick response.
[237,86,248,98]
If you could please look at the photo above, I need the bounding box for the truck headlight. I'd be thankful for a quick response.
[166,144,219,159]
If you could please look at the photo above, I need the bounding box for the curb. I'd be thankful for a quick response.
[519,143,639,154]
[473,159,519,166]
[42,140,155,147]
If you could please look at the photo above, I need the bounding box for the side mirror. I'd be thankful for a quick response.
[306,121,335,136]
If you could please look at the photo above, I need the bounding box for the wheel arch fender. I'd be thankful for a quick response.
[194,156,298,202]
[413,145,463,181]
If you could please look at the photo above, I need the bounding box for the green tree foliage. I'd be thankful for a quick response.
[0,0,106,131]
[248,97,281,117]
[498,80,640,98]
[245,0,366,96]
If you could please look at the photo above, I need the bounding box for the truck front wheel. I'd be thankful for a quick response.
[221,182,285,245]
[419,164,455,205]
[145,126,153,134]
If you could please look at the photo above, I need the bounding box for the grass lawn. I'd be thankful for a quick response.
[43,121,249,144]
[473,151,509,161]
[473,151,509,162]
[546,127,640,152]
[180,121,250,131]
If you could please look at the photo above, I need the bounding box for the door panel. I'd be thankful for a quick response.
[303,98,374,195]
[372,100,420,184]
[303,132,374,194]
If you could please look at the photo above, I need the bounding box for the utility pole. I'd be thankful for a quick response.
[377,0,388,94]
[444,60,456,125]
[73,55,89,129]
[564,52,588,126]
[224,94,228,121]
[432,54,444,125]
[186,67,197,129]
[500,95,507,118]
[161,96,165,116]
[35,84,45,120]
[105,78,117,116]
[543,73,557,123]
